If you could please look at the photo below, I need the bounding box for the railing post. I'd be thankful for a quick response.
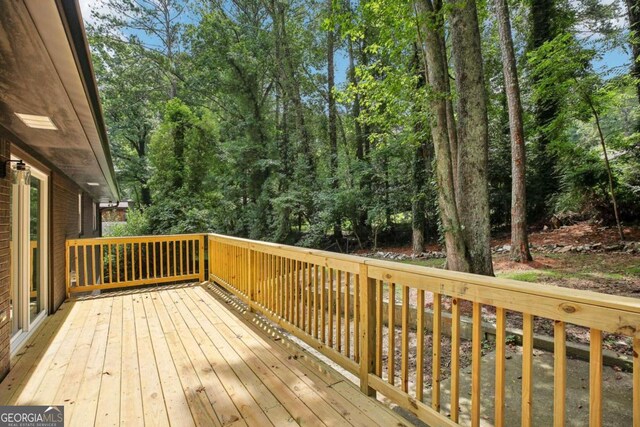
[248,248,256,311]
[65,240,70,299]
[199,235,206,282]
[359,263,376,397]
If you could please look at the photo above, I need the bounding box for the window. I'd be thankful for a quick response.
[78,193,83,235]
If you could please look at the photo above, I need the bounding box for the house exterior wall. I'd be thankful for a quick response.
[0,138,11,380]
[0,138,101,381]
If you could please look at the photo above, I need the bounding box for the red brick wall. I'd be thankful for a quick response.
[51,172,79,310]
[51,172,100,310]
[0,138,10,380]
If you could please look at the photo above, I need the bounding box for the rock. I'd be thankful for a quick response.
[558,245,573,253]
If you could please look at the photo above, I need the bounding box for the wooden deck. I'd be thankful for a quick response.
[0,284,410,426]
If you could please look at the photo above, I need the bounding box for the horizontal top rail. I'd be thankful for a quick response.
[208,233,640,331]
[66,233,204,245]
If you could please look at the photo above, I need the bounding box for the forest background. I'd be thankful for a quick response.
[85,0,640,276]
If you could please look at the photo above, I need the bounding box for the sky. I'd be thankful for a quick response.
[78,0,630,85]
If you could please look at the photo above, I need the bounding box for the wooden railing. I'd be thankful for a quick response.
[66,234,205,295]
[208,233,640,427]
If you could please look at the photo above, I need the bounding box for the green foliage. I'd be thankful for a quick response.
[89,0,639,250]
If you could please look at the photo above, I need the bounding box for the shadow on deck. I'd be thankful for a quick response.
[0,283,410,426]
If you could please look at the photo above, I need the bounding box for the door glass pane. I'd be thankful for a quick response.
[29,176,42,323]
[10,182,19,336]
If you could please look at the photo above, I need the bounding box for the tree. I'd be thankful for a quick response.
[327,0,342,240]
[90,33,158,206]
[527,0,567,220]
[626,0,640,110]
[92,0,186,98]
[448,0,495,275]
[416,0,471,272]
[494,0,533,262]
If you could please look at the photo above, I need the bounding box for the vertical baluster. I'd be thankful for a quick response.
[451,297,460,422]
[180,240,185,276]
[273,254,277,313]
[337,270,342,352]
[90,244,96,286]
[633,337,639,427]
[295,260,300,327]
[345,272,351,357]
[271,254,275,312]
[376,280,383,377]
[116,243,121,283]
[75,244,80,287]
[273,255,278,315]
[84,245,89,286]
[300,262,308,331]
[173,240,177,278]
[264,252,269,309]
[416,289,425,402]
[321,266,326,343]
[554,320,566,427]
[160,241,165,278]
[313,265,319,339]
[288,259,293,322]
[328,268,334,348]
[129,243,134,282]
[495,307,506,427]
[108,244,113,283]
[354,272,360,363]
[281,257,286,318]
[144,242,149,280]
[432,293,442,411]
[137,242,142,280]
[100,244,104,286]
[192,239,196,275]
[522,313,534,427]
[307,263,312,334]
[590,329,602,427]
[153,241,157,278]
[471,302,482,427]
[388,282,395,385]
[401,285,409,392]
[124,243,129,283]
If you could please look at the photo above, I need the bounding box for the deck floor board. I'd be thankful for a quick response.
[0,284,410,427]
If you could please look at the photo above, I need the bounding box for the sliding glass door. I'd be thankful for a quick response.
[10,158,48,351]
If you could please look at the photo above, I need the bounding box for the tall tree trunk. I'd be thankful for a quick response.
[417,0,471,272]
[328,0,342,240]
[448,0,494,275]
[348,35,370,243]
[529,0,561,220]
[273,0,292,241]
[412,140,428,257]
[277,3,314,174]
[587,98,625,241]
[626,0,640,110]
[411,45,429,257]
[495,0,533,262]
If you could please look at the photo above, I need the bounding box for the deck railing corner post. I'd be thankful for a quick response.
[359,263,376,397]
[199,234,206,282]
